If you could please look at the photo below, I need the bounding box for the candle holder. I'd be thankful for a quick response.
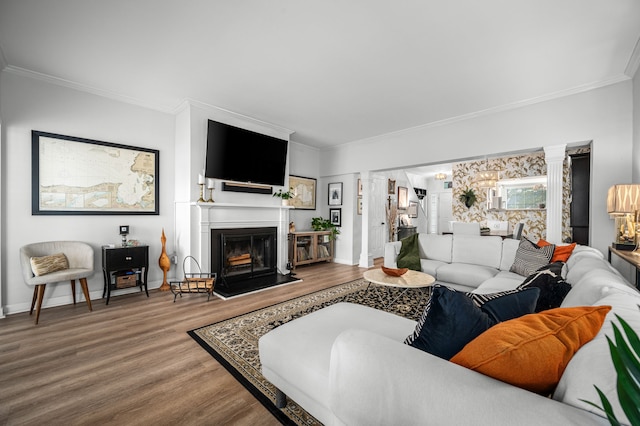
[206,178,215,203]
[197,173,206,202]
[198,184,206,203]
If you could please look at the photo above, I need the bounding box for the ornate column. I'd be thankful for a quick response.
[544,144,567,244]
[359,171,373,268]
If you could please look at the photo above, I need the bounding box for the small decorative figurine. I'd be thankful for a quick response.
[158,228,171,291]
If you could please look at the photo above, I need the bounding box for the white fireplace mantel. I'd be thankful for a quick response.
[175,202,291,277]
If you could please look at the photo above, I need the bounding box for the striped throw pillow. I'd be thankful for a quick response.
[30,253,69,276]
[510,238,554,276]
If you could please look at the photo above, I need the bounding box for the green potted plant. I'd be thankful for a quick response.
[459,188,477,208]
[582,307,640,425]
[311,217,340,240]
[273,188,295,205]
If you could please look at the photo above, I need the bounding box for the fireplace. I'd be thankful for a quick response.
[211,227,281,295]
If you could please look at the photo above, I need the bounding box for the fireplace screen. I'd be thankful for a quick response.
[211,227,277,284]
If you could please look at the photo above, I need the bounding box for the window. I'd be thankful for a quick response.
[498,176,547,210]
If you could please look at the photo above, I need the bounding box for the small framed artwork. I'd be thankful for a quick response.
[357,178,363,196]
[328,182,343,206]
[398,186,408,210]
[444,181,453,189]
[357,196,363,215]
[330,208,342,227]
[408,201,418,218]
[388,179,396,194]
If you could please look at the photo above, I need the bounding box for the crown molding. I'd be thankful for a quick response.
[3,65,176,114]
[625,36,640,78]
[179,98,295,136]
[333,75,631,151]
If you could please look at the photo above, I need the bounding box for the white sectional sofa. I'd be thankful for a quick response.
[259,235,640,425]
[383,233,524,292]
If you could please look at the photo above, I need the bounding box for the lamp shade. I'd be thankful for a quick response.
[607,184,640,215]
[474,170,500,189]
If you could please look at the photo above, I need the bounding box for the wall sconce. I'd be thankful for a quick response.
[607,184,640,250]
[435,173,447,180]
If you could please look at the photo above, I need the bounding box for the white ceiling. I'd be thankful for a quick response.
[1,1,639,149]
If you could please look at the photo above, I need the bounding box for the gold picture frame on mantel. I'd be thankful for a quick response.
[288,175,317,210]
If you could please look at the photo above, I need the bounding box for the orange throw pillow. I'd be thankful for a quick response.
[450,305,611,395]
[537,239,577,262]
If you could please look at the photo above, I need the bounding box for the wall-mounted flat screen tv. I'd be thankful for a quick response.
[204,119,288,186]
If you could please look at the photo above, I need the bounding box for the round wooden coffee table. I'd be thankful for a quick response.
[362,268,435,309]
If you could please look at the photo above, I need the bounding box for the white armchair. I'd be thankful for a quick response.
[20,241,94,324]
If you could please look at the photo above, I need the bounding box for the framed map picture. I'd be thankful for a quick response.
[288,175,316,210]
[32,131,160,215]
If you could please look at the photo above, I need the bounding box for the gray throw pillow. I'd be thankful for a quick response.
[510,238,554,276]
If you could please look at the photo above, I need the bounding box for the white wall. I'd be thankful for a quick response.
[288,141,320,232]
[0,71,175,314]
[633,67,640,183]
[319,81,634,255]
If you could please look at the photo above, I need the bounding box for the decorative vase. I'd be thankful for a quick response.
[282,199,289,206]
[158,228,171,291]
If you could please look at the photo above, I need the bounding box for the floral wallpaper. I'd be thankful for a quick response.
[452,148,588,242]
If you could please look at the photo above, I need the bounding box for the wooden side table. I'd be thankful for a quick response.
[102,245,149,305]
[608,246,640,289]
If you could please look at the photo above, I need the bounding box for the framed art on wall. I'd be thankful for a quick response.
[408,201,418,218]
[288,175,317,210]
[398,186,408,210]
[32,130,159,215]
[328,182,343,206]
[388,179,396,194]
[330,208,342,226]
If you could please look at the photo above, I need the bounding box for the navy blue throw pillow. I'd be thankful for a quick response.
[407,285,539,360]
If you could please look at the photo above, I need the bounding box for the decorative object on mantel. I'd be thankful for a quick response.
[197,172,206,202]
[607,184,640,251]
[158,228,171,291]
[273,187,295,205]
[459,188,477,208]
[206,178,215,203]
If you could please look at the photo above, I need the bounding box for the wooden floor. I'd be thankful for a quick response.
[0,260,378,426]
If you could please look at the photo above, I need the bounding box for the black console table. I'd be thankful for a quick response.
[102,245,149,305]
[608,246,640,289]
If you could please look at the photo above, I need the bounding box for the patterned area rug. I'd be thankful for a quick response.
[188,278,428,425]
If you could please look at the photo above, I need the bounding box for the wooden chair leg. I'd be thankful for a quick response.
[70,279,77,305]
[79,278,92,312]
[34,284,46,325]
[30,286,38,315]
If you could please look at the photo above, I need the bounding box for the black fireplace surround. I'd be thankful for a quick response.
[211,227,296,297]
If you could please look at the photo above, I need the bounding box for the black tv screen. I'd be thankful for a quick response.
[204,119,288,186]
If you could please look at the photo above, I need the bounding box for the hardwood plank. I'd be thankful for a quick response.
[0,260,378,425]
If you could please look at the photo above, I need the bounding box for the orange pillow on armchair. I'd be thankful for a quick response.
[537,239,577,262]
